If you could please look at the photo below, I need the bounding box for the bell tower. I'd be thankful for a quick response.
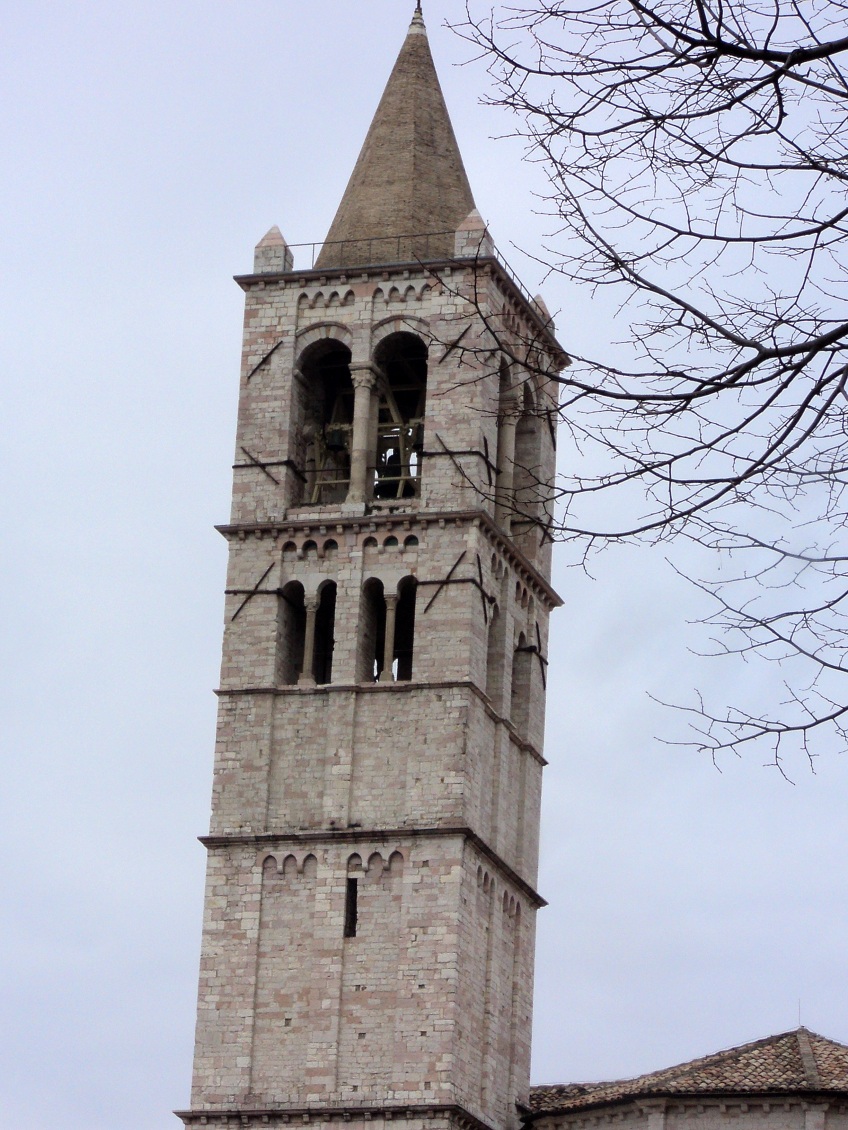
[178,8,566,1130]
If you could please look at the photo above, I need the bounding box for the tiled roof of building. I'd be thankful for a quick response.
[529,1029,848,1116]
[315,5,475,269]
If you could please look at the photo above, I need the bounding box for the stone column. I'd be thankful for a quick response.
[298,598,319,685]
[348,365,378,503]
[379,595,398,682]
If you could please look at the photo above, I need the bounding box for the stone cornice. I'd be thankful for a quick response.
[216,508,563,610]
[234,255,567,361]
[525,1092,848,1123]
[176,1102,500,1130]
[199,825,547,909]
[213,679,548,767]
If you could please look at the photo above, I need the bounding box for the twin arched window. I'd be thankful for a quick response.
[278,576,417,686]
[294,333,428,506]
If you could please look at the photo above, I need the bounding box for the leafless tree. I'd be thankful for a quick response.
[454,0,848,771]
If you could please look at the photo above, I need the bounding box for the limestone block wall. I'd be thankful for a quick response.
[531,1098,848,1130]
[451,845,537,1130]
[208,516,555,887]
[190,835,536,1121]
[179,1112,479,1130]
[208,681,542,882]
[230,262,560,537]
[190,844,264,1106]
[216,520,555,721]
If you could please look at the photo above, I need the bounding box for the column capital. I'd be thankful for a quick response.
[349,362,384,390]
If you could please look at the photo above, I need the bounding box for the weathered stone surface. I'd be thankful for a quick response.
[315,11,475,269]
[181,10,564,1130]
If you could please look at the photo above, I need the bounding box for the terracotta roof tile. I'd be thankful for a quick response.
[529,1029,848,1116]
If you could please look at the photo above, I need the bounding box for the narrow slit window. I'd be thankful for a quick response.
[394,576,418,681]
[276,581,306,686]
[344,877,359,938]
[358,578,386,682]
[312,582,337,685]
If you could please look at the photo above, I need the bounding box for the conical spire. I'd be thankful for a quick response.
[315,6,476,269]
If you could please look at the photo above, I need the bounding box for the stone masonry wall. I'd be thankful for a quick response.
[532,1097,848,1130]
[188,248,561,1130]
[191,834,532,1130]
[230,264,559,538]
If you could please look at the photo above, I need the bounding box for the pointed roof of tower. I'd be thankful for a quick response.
[314,5,476,269]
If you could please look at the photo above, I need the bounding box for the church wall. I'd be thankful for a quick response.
[180,1114,475,1130]
[669,1102,806,1130]
[532,1109,651,1130]
[216,517,554,701]
[211,520,553,865]
[532,1098,848,1130]
[190,840,541,1121]
[667,1103,807,1130]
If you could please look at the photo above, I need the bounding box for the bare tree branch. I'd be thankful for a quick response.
[453,0,848,765]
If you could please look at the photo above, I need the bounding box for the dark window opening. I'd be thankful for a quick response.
[511,632,532,735]
[359,578,386,682]
[312,582,337,685]
[277,581,306,685]
[299,341,354,505]
[393,577,418,681]
[344,877,359,938]
[486,603,505,706]
[513,383,543,526]
[372,334,428,500]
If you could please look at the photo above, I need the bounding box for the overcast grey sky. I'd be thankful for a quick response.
[2,3,847,1128]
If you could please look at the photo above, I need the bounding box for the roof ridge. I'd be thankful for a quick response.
[529,1028,848,1117]
[531,1028,848,1097]
[797,1029,822,1087]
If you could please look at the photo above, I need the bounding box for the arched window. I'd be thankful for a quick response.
[393,577,418,681]
[372,333,428,500]
[277,581,306,685]
[358,578,386,682]
[495,361,520,524]
[297,340,354,505]
[513,382,543,526]
[312,581,337,685]
[486,603,506,708]
[510,631,532,735]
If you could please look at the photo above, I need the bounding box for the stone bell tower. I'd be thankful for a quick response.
[178,7,566,1130]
